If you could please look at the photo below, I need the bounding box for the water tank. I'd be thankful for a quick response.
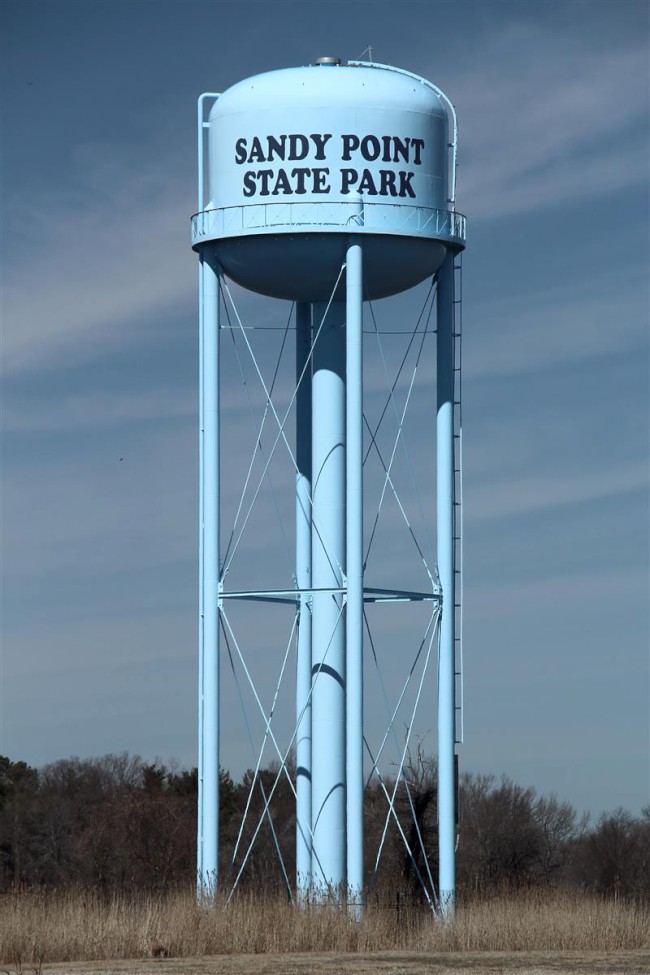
[191,61,466,301]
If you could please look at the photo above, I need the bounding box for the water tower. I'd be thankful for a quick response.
[191,58,466,914]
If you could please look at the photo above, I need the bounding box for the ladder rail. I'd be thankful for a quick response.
[453,255,464,746]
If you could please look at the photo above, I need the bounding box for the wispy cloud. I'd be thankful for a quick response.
[465,461,648,523]
[448,29,649,219]
[2,386,195,433]
[2,425,195,577]
[462,275,648,380]
[2,25,646,381]
[1,146,194,375]
[469,565,649,625]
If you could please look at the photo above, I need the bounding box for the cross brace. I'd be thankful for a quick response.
[218,586,442,605]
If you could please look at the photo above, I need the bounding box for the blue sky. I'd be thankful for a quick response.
[1,0,648,819]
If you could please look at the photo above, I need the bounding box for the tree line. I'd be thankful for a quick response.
[1,753,648,898]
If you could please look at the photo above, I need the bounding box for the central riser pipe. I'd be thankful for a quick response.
[310,298,346,894]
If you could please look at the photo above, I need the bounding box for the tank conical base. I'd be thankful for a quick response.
[212,232,449,301]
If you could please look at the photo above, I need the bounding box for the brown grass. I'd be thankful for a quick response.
[0,887,648,968]
[26,950,650,975]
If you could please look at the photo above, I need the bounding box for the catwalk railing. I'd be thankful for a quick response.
[191,202,467,244]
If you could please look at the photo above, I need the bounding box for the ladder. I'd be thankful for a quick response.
[452,254,464,746]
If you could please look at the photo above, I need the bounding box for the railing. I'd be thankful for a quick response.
[191,201,466,245]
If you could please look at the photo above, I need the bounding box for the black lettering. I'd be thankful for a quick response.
[248,136,265,163]
[398,171,416,197]
[267,134,287,161]
[342,134,360,160]
[361,135,381,161]
[288,134,309,160]
[381,135,393,162]
[291,167,310,194]
[380,170,398,197]
[411,138,425,165]
[311,168,330,193]
[341,169,358,193]
[358,168,378,194]
[392,136,409,163]
[242,170,256,197]
[271,169,293,195]
[310,133,332,160]
[235,138,248,165]
[257,169,273,195]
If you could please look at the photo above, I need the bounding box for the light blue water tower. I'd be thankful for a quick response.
[192,57,466,914]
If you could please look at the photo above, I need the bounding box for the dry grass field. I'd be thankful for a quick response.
[1,888,648,974]
[24,948,650,974]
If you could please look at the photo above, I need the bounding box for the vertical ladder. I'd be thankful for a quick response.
[452,255,464,747]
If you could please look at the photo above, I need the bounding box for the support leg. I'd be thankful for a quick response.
[295,302,313,896]
[345,244,364,914]
[436,253,456,915]
[198,250,220,898]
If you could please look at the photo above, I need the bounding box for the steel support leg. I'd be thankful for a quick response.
[311,298,346,896]
[345,244,364,915]
[295,301,313,896]
[198,249,220,898]
[436,253,456,915]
